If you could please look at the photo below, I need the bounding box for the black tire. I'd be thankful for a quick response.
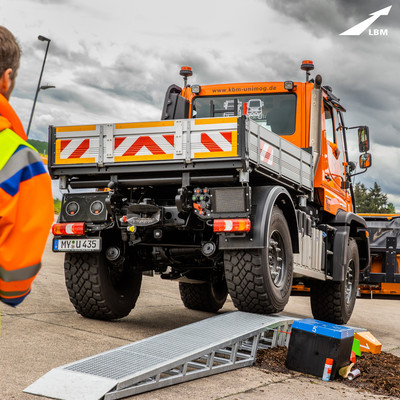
[224,206,293,314]
[310,238,359,324]
[64,252,142,320]
[179,278,228,313]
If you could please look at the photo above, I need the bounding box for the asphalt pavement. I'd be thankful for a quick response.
[1,231,399,400]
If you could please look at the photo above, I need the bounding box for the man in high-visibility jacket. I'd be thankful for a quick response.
[0,26,54,306]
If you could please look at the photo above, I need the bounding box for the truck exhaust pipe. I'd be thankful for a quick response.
[309,74,323,172]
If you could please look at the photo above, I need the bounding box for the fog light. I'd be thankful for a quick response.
[191,84,201,94]
[284,81,294,91]
[65,201,79,216]
[90,200,104,215]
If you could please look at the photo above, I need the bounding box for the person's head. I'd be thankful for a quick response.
[0,26,21,100]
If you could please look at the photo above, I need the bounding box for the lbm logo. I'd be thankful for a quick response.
[340,5,392,36]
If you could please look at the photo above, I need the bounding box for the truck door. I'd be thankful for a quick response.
[324,103,351,212]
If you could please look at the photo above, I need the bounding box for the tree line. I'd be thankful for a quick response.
[27,139,48,155]
[354,182,396,214]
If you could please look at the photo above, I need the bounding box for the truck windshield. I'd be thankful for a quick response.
[192,93,296,135]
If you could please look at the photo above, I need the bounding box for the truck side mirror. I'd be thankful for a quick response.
[358,126,370,152]
[359,153,372,169]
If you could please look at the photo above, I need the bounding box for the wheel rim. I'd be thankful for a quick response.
[345,259,355,305]
[268,230,285,288]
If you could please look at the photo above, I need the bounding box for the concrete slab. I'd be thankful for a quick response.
[1,232,399,400]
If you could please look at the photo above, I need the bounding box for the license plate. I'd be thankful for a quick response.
[53,238,101,252]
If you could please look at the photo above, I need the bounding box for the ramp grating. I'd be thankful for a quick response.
[24,311,295,400]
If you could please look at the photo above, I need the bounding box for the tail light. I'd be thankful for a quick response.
[213,219,251,233]
[52,222,85,236]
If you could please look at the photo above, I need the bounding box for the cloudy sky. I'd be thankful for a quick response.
[1,0,399,209]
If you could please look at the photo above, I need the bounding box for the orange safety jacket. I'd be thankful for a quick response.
[0,94,54,306]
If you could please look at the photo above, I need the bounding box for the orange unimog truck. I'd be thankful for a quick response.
[50,61,372,324]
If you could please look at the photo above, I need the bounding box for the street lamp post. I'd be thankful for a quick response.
[26,35,52,137]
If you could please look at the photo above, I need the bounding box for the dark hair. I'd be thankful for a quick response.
[0,26,21,79]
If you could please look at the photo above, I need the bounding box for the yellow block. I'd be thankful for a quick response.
[116,121,174,129]
[354,331,382,354]
[56,125,96,132]
[194,117,237,125]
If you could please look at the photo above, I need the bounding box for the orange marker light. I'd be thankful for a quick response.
[301,60,314,71]
[52,222,85,236]
[213,219,251,233]
[180,66,193,76]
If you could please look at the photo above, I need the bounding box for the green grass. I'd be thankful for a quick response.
[54,199,61,214]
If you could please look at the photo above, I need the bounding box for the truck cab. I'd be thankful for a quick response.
[162,64,370,220]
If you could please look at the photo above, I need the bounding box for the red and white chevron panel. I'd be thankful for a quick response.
[260,140,274,165]
[192,131,236,158]
[56,138,98,164]
[114,134,175,161]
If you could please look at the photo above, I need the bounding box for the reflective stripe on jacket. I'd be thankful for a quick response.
[0,128,54,303]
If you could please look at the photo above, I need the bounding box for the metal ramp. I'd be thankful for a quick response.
[24,312,295,400]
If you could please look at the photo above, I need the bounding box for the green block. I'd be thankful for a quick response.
[352,338,361,356]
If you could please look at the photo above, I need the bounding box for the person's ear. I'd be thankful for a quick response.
[0,68,14,99]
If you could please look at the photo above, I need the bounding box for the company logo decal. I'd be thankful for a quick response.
[340,5,392,36]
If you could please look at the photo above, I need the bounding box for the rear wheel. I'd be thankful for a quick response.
[64,251,142,320]
[179,277,228,313]
[224,206,293,314]
[310,238,359,324]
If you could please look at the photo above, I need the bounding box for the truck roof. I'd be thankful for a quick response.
[185,81,346,111]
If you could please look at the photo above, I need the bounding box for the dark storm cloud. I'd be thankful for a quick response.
[48,88,110,114]
[260,0,400,206]
[266,0,398,34]
[333,0,398,29]
[29,0,72,4]
[8,0,398,206]
[72,50,175,109]
[259,1,400,152]
[49,42,102,68]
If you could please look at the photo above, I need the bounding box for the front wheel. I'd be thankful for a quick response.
[310,238,359,324]
[64,251,142,320]
[224,206,293,314]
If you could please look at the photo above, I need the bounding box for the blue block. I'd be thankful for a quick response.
[292,318,354,339]
[286,319,354,378]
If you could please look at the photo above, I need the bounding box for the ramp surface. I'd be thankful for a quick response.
[24,311,294,400]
